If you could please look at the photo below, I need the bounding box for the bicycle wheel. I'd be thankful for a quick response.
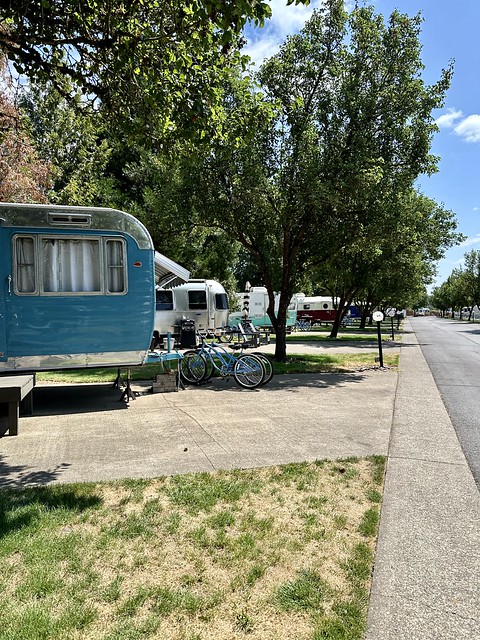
[180,351,207,384]
[202,354,216,382]
[251,352,274,385]
[233,354,265,389]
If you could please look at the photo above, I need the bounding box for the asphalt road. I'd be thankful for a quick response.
[411,315,480,487]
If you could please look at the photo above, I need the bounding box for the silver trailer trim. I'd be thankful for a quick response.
[0,351,149,372]
[0,202,153,249]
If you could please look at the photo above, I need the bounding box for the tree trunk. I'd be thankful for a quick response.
[274,322,288,361]
[269,291,290,362]
[359,306,369,330]
[329,295,354,338]
[329,315,341,339]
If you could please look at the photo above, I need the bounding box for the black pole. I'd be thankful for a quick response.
[377,321,384,367]
[390,316,394,340]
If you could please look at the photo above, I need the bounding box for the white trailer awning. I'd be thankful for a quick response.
[154,251,190,288]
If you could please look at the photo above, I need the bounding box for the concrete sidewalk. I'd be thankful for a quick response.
[366,320,480,639]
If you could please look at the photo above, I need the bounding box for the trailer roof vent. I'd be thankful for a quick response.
[48,213,92,226]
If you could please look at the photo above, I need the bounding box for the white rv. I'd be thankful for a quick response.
[154,279,229,339]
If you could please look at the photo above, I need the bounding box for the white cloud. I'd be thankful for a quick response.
[454,114,480,143]
[435,108,480,143]
[243,0,327,68]
[435,108,463,128]
[266,0,325,37]
[460,234,480,248]
[243,38,282,69]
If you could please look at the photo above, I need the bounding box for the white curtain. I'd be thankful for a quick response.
[43,238,101,292]
[16,237,36,293]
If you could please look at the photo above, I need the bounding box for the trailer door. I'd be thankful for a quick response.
[0,229,7,361]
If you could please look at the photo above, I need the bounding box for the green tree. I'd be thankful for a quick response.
[312,190,461,336]
[0,0,306,141]
[123,148,241,284]
[460,250,480,317]
[184,1,455,360]
[431,275,459,317]
[20,82,116,206]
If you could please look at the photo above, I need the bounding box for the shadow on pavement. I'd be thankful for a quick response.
[0,454,72,490]
[182,370,388,392]
[26,383,129,417]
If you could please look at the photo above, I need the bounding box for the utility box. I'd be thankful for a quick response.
[179,319,196,348]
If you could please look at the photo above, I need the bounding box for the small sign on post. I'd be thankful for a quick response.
[372,311,384,367]
[386,308,396,340]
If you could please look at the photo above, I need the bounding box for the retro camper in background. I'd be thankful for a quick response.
[228,286,297,330]
[295,295,361,324]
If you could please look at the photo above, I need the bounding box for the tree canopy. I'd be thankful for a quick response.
[433,250,480,318]
[0,0,306,141]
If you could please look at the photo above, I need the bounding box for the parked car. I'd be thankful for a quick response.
[415,308,430,316]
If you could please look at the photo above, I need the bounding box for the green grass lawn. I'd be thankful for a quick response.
[286,322,402,341]
[272,352,398,374]
[35,352,398,383]
[0,457,385,640]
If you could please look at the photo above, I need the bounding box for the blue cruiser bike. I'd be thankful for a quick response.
[180,339,269,389]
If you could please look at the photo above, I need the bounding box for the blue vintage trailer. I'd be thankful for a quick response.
[0,203,184,373]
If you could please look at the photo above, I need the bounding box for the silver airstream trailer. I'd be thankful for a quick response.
[154,279,229,342]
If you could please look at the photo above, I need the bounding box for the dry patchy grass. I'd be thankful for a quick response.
[0,457,385,640]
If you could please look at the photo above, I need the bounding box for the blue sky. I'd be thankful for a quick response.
[243,0,480,291]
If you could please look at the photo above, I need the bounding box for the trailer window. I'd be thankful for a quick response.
[188,290,207,310]
[43,238,101,292]
[105,239,126,293]
[156,290,173,310]
[303,304,311,310]
[215,293,228,310]
[14,235,127,295]
[14,236,36,293]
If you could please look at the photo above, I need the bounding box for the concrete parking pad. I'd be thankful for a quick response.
[0,369,397,488]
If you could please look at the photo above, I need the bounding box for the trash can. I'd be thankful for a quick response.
[179,319,196,348]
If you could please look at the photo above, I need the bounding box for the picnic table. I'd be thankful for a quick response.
[0,374,36,436]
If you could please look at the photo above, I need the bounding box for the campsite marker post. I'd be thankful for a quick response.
[372,311,384,367]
